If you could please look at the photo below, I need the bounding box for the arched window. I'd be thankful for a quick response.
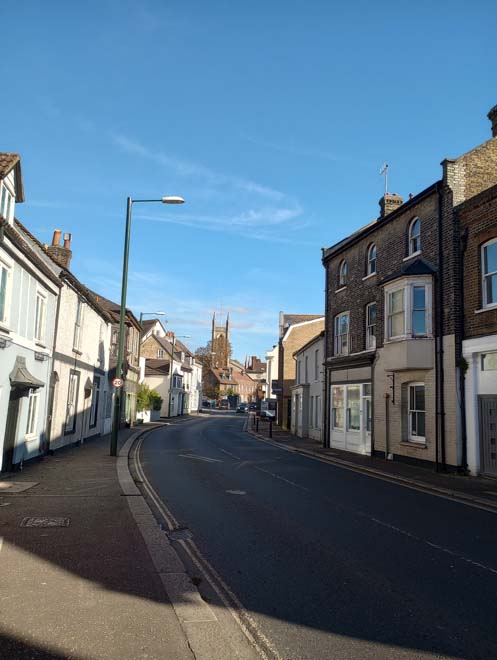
[367,244,377,275]
[339,260,348,287]
[408,218,421,255]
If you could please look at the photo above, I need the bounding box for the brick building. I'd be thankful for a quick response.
[322,105,497,471]
[276,314,324,429]
[458,180,497,476]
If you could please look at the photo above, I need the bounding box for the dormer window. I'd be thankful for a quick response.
[367,244,377,275]
[408,218,421,256]
[339,261,348,287]
[0,183,14,223]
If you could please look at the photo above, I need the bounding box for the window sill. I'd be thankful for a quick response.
[72,348,83,355]
[475,306,497,314]
[25,434,38,443]
[35,340,46,348]
[335,286,347,293]
[0,324,11,334]
[400,440,427,449]
[362,272,376,281]
[402,251,422,262]
[384,335,432,344]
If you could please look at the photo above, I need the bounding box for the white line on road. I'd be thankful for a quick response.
[253,465,309,492]
[178,454,223,464]
[218,447,241,460]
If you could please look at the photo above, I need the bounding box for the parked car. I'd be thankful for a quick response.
[248,402,257,411]
[236,403,248,413]
[202,400,211,408]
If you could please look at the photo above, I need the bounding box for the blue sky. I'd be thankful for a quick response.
[1,1,496,359]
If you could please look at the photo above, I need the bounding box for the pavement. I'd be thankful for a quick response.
[247,414,497,513]
[0,419,201,660]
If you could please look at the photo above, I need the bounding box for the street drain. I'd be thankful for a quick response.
[21,517,70,528]
[166,527,193,541]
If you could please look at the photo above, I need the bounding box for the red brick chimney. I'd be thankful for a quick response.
[379,193,403,218]
[46,229,72,269]
[488,104,497,138]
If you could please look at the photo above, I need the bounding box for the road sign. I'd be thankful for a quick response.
[112,377,124,388]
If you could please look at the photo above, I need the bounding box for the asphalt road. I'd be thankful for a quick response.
[139,412,497,660]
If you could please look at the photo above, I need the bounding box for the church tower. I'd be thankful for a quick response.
[211,312,231,369]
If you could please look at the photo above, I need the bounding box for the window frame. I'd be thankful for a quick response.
[65,370,80,435]
[482,237,497,309]
[0,182,14,223]
[304,355,308,383]
[407,382,426,443]
[384,277,432,342]
[334,311,350,356]
[408,217,421,256]
[314,348,319,381]
[367,244,377,275]
[338,260,348,287]
[365,301,377,350]
[34,290,47,344]
[25,388,40,438]
[0,255,13,326]
[73,298,83,351]
[89,376,101,429]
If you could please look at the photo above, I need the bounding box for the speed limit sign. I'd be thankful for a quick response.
[112,377,124,388]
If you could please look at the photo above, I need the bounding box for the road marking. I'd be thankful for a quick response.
[218,447,241,460]
[253,465,309,492]
[178,454,223,464]
[226,490,247,496]
[134,435,281,660]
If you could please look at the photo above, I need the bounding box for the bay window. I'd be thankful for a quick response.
[384,278,432,341]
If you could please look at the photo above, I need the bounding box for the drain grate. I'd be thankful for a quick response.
[166,527,193,541]
[21,517,70,528]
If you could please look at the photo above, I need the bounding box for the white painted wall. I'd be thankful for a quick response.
[292,336,324,442]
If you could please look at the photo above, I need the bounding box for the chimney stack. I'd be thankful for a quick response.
[46,229,72,269]
[379,192,403,219]
[488,104,497,138]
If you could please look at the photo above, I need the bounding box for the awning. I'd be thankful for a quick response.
[10,356,45,389]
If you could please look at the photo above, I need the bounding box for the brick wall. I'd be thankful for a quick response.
[457,183,497,340]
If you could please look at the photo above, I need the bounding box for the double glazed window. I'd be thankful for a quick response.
[35,292,46,343]
[26,389,39,437]
[482,238,497,308]
[334,312,349,355]
[385,279,431,340]
[0,260,10,324]
[408,383,426,442]
[408,218,421,255]
[366,302,377,349]
[338,261,348,287]
[367,244,377,275]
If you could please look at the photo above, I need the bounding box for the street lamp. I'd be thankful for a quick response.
[167,333,191,419]
[137,311,167,384]
[110,196,185,457]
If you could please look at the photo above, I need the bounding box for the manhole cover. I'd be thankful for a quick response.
[166,527,193,541]
[21,517,70,528]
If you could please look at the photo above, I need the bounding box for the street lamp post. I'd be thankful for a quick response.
[167,333,191,418]
[110,196,184,457]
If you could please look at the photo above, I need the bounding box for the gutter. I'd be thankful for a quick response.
[436,182,447,471]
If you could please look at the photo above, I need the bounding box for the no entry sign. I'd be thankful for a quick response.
[112,378,124,388]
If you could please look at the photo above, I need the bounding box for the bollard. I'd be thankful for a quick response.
[269,419,273,438]
[256,417,259,432]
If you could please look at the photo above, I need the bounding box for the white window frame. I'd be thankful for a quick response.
[408,217,421,256]
[331,385,345,429]
[0,255,13,326]
[339,260,348,287]
[384,277,432,341]
[157,348,164,358]
[314,349,319,381]
[65,371,79,434]
[0,182,15,223]
[334,312,350,356]
[89,376,101,429]
[73,299,83,351]
[482,237,497,309]
[25,388,40,438]
[367,244,377,275]
[34,290,47,343]
[408,382,426,443]
[365,302,377,350]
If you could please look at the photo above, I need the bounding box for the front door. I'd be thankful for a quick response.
[2,388,24,472]
[479,396,497,477]
[362,395,372,455]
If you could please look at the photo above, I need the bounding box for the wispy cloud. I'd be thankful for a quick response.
[110,133,285,201]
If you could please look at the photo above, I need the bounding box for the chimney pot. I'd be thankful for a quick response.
[52,229,62,246]
[488,104,497,138]
[63,233,72,249]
